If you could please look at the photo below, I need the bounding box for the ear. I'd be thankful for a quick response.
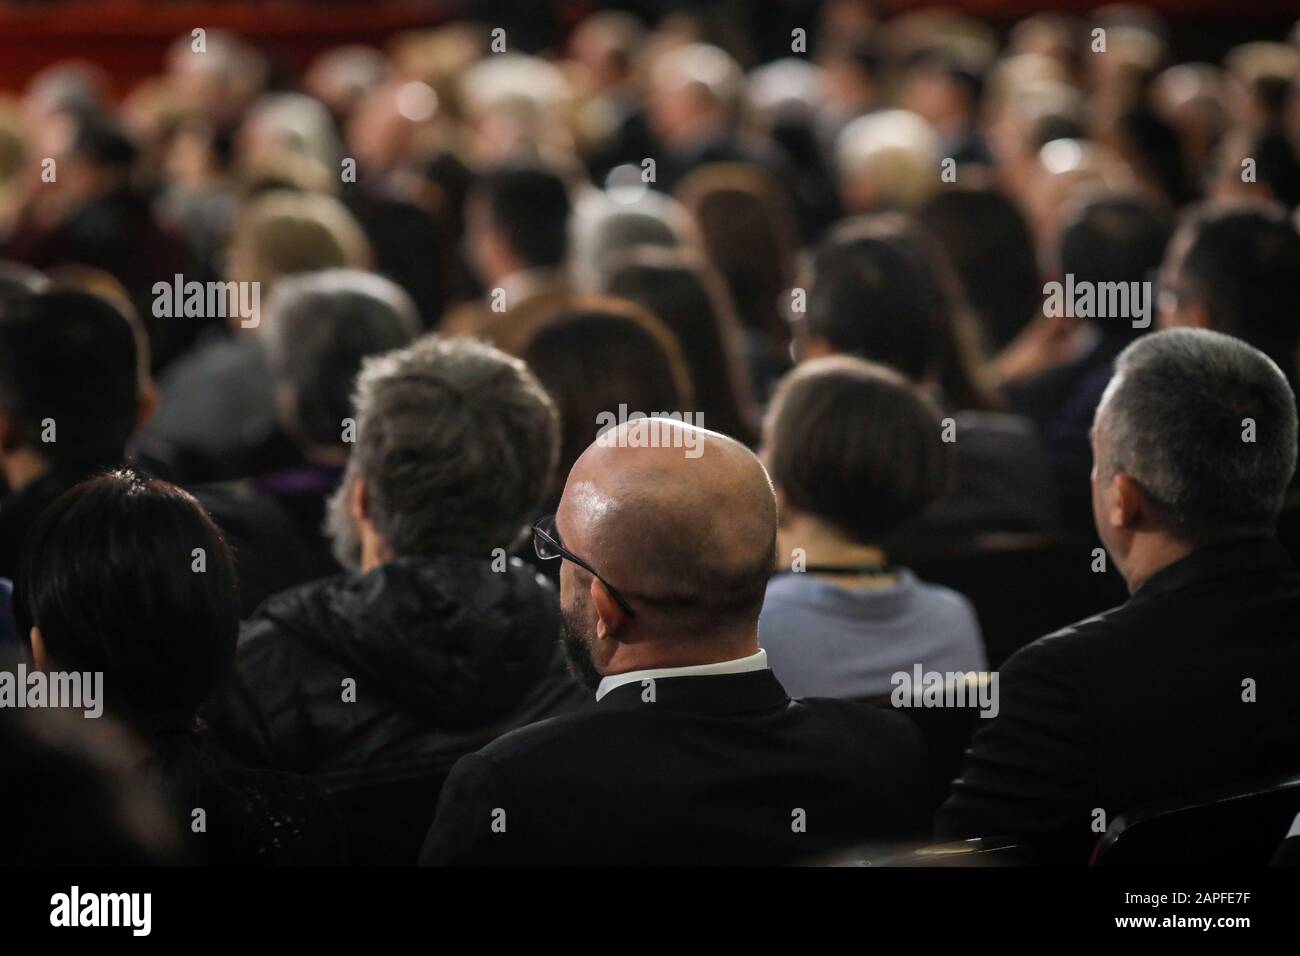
[1183,301,1212,330]
[135,381,158,431]
[350,476,370,525]
[1109,472,1147,531]
[590,577,628,642]
[29,627,47,671]
[799,334,835,362]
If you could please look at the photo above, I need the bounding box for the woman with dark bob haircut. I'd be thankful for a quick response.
[15,469,343,864]
[758,356,986,701]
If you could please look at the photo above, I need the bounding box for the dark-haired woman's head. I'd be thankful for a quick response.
[763,356,954,548]
[604,248,758,445]
[15,470,239,736]
[919,188,1041,351]
[799,213,999,410]
[522,299,693,500]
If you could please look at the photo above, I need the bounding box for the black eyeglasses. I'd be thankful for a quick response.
[532,514,637,617]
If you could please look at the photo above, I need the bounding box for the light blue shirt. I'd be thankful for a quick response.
[759,569,985,700]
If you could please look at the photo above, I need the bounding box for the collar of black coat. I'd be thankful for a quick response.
[594,669,791,716]
[1131,535,1297,603]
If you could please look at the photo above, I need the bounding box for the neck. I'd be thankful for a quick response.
[1119,533,1198,593]
[604,629,758,676]
[2,449,50,493]
[778,515,889,573]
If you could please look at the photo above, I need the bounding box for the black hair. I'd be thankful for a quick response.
[1176,204,1300,387]
[1058,194,1172,339]
[919,188,1041,351]
[477,164,571,269]
[0,288,140,469]
[14,470,240,736]
[768,356,954,544]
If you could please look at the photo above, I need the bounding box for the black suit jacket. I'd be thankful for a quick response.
[420,668,928,865]
[937,537,1300,864]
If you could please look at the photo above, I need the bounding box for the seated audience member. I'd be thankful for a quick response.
[2,111,193,368]
[0,288,151,580]
[420,417,929,866]
[1001,194,1173,529]
[210,336,585,777]
[794,216,1056,554]
[1158,203,1300,395]
[15,470,343,864]
[140,189,371,482]
[195,269,421,614]
[674,163,802,399]
[759,357,984,699]
[645,43,784,193]
[438,165,572,353]
[918,188,1042,354]
[568,186,694,294]
[520,299,693,514]
[835,109,941,214]
[938,329,1300,864]
[604,248,758,445]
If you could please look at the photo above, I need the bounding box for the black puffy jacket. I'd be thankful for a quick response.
[207,555,587,776]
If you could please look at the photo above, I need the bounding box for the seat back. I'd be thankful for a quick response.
[1093,772,1300,866]
[320,761,455,866]
[907,533,1129,667]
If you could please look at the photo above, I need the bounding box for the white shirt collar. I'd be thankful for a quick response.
[594,649,769,701]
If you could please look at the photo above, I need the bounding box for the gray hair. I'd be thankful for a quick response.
[327,335,559,568]
[262,269,420,450]
[1095,328,1298,542]
[569,188,693,292]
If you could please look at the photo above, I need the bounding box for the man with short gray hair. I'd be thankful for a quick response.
[212,335,585,856]
[939,328,1300,864]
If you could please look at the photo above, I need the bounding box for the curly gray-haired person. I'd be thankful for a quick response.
[209,334,586,861]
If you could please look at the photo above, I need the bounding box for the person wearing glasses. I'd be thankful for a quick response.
[208,337,587,808]
[420,416,930,866]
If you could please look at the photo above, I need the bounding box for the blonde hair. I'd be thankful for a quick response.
[229,190,371,292]
[836,109,942,210]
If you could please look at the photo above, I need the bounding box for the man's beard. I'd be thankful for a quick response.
[559,607,603,691]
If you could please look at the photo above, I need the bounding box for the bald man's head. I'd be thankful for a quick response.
[557,418,776,644]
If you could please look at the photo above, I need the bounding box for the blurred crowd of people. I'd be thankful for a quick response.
[3,1,1300,866]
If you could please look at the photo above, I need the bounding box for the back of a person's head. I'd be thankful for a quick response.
[477,164,571,270]
[522,300,692,486]
[920,187,1042,351]
[330,335,559,565]
[263,269,421,452]
[1097,328,1298,544]
[230,189,371,292]
[806,228,938,384]
[0,287,141,470]
[569,187,692,292]
[836,108,941,211]
[15,470,240,734]
[675,163,799,339]
[68,109,139,173]
[1175,204,1300,376]
[1058,193,1172,336]
[766,356,953,545]
[604,250,756,444]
